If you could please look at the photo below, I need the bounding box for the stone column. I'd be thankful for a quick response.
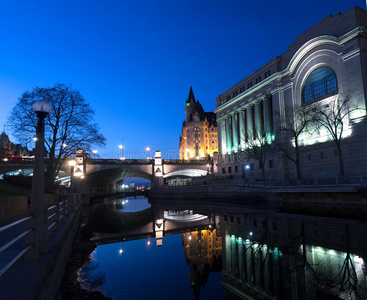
[245,239,252,282]
[219,118,227,161]
[263,245,271,292]
[246,106,254,141]
[263,95,272,143]
[238,238,244,279]
[223,231,231,273]
[232,112,239,152]
[231,235,237,275]
[239,110,246,150]
[272,247,283,298]
[253,243,262,287]
[226,116,232,154]
[254,101,263,139]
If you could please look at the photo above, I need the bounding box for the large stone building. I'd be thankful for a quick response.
[179,87,218,160]
[0,132,30,158]
[214,6,367,183]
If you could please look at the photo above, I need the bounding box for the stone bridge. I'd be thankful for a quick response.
[0,151,216,188]
[85,151,214,185]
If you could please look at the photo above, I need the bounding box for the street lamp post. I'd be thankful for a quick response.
[119,144,124,159]
[146,147,150,159]
[3,158,8,179]
[31,100,52,256]
[69,160,76,213]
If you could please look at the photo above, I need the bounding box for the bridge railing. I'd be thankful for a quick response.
[0,194,80,278]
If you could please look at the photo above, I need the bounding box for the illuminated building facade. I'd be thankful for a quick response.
[214,6,367,182]
[179,87,218,160]
[218,207,367,300]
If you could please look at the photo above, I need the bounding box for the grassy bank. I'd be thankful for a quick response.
[0,180,31,197]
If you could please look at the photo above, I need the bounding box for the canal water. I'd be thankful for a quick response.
[82,196,367,300]
[82,196,224,300]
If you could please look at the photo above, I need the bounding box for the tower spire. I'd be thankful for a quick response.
[187,86,195,103]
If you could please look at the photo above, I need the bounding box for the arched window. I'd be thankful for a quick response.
[303,66,338,103]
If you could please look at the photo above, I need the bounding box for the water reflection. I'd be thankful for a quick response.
[85,197,367,300]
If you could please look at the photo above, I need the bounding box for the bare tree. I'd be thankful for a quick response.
[7,83,106,189]
[310,93,363,177]
[276,106,313,180]
[245,130,274,185]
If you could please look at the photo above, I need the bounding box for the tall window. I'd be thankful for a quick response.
[303,66,337,103]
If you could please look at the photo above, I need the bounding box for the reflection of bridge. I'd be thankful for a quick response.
[91,209,214,247]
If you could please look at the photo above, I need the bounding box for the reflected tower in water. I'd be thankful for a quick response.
[182,228,223,300]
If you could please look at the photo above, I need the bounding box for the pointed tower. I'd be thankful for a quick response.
[185,86,196,122]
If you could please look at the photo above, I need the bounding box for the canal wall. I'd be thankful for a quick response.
[149,185,367,219]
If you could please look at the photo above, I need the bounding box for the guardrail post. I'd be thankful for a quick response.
[24,211,37,262]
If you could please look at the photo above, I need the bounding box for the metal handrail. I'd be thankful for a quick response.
[48,213,56,220]
[0,244,32,277]
[48,205,56,211]
[0,216,32,233]
[0,229,32,253]
[48,222,56,231]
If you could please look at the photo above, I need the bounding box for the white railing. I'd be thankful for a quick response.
[0,195,80,277]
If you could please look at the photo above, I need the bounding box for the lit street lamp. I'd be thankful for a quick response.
[31,100,52,256]
[146,147,150,159]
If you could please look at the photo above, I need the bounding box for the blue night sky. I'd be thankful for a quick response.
[0,0,364,158]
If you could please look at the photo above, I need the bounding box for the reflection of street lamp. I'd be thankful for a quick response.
[32,100,52,255]
[146,147,150,159]
[206,164,210,173]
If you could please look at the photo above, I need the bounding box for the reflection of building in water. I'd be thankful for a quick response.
[182,229,223,300]
[219,211,367,300]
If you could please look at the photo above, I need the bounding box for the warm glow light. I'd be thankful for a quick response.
[69,160,76,166]
[119,145,123,149]
[33,137,37,141]
[74,171,83,177]
[3,158,8,162]
[62,143,67,147]
[146,147,150,151]
[92,150,98,154]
